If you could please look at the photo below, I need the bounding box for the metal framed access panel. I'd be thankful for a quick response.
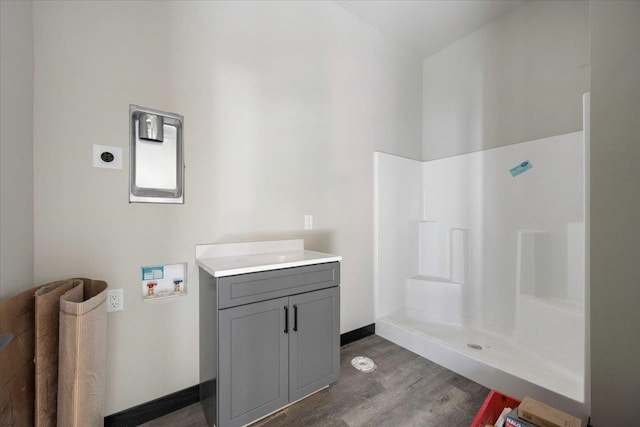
[129,105,184,204]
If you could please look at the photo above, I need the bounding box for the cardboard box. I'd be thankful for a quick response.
[0,285,40,425]
[518,397,582,427]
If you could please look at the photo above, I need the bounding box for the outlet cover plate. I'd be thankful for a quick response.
[304,215,313,230]
[93,144,122,169]
[107,289,124,312]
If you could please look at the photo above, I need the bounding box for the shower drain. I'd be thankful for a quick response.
[467,343,483,350]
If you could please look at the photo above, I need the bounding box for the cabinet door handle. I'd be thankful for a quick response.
[284,306,289,334]
[293,304,298,332]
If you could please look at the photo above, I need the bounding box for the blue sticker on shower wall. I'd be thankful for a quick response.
[509,161,532,177]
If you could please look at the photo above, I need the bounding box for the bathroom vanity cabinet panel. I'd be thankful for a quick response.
[218,297,289,427]
[288,286,340,402]
[217,262,340,309]
[199,261,340,427]
[198,269,217,427]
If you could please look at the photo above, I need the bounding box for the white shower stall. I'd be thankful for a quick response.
[374,97,589,418]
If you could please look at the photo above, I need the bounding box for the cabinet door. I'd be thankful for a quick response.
[219,297,289,427]
[288,287,340,401]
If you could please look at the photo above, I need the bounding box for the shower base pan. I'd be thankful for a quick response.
[376,314,588,420]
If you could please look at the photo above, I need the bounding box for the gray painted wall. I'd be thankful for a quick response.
[422,0,589,160]
[590,1,640,423]
[0,0,34,300]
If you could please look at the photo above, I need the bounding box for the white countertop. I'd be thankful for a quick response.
[196,240,341,277]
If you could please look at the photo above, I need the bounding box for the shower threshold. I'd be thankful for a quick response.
[376,314,587,419]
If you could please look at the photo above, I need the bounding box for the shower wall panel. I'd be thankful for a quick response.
[373,152,421,319]
[422,131,585,334]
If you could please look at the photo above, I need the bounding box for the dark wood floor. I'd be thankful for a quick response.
[141,335,489,427]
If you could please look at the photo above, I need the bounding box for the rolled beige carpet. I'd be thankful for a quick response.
[57,279,108,427]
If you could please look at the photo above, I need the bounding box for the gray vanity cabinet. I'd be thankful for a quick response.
[200,262,340,427]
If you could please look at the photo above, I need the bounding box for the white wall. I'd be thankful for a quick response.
[32,0,422,414]
[590,1,640,423]
[0,0,35,300]
[422,0,588,160]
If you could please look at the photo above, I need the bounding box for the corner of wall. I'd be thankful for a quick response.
[0,0,35,299]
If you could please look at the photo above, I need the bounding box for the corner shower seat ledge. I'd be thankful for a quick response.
[195,239,341,277]
[409,274,457,284]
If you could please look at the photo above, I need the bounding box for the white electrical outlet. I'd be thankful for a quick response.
[93,144,122,169]
[304,215,313,230]
[107,289,124,312]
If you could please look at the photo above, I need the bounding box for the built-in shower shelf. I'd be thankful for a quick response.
[519,294,583,316]
[409,274,456,284]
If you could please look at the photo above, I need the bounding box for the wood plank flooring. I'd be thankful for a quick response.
[141,335,489,427]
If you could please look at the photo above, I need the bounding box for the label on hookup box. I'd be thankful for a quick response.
[142,266,164,280]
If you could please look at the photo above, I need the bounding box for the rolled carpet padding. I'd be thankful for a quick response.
[34,279,81,427]
[57,279,108,427]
